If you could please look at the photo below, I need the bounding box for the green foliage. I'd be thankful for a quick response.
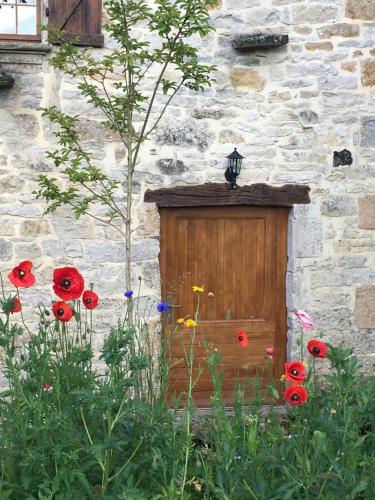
[36,0,219,290]
[1,272,374,498]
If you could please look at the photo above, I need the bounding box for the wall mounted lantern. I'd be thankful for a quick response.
[225,148,245,190]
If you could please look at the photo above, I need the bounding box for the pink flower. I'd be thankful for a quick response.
[265,346,275,357]
[294,310,315,330]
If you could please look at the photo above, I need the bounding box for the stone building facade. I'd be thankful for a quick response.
[0,0,375,372]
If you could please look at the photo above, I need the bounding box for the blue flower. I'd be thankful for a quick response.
[157,302,170,313]
[124,290,134,298]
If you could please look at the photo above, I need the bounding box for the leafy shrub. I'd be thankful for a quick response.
[0,263,374,498]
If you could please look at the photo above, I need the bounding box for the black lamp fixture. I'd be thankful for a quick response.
[225,148,245,190]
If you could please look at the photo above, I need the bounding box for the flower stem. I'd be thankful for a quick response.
[180,294,200,498]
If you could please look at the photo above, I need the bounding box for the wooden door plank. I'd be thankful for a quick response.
[255,216,266,320]
[216,219,225,320]
[176,217,188,318]
[206,219,218,321]
[223,219,237,319]
[194,219,207,319]
[235,218,246,319]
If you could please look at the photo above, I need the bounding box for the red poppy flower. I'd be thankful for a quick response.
[53,267,84,301]
[265,346,275,357]
[285,385,308,406]
[307,339,329,359]
[237,330,248,347]
[285,361,307,384]
[10,297,22,314]
[52,301,73,322]
[82,290,99,310]
[8,261,35,288]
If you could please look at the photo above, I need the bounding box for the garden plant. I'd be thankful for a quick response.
[36,0,219,291]
[3,0,374,498]
[0,261,374,498]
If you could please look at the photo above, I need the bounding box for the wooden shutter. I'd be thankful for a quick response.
[48,0,104,47]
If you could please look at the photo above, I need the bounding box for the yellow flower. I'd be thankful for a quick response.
[280,374,286,382]
[176,317,184,325]
[185,319,197,328]
[192,285,204,293]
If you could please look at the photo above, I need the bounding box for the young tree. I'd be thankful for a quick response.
[36,0,218,291]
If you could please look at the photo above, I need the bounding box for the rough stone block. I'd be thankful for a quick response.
[315,308,353,331]
[320,195,357,217]
[51,217,94,239]
[157,158,187,176]
[131,239,159,262]
[0,204,43,218]
[14,243,42,259]
[360,116,375,147]
[298,110,319,126]
[338,255,367,268]
[64,240,83,258]
[346,0,375,20]
[305,42,333,51]
[20,220,51,237]
[142,260,161,291]
[85,241,126,263]
[295,219,323,257]
[312,268,375,287]
[318,74,358,90]
[137,205,160,238]
[341,61,357,72]
[218,129,245,144]
[291,4,337,24]
[229,67,265,91]
[191,108,225,120]
[361,59,375,86]
[355,285,375,328]
[232,33,289,50]
[318,23,360,39]
[155,119,213,151]
[0,238,12,261]
[358,195,375,228]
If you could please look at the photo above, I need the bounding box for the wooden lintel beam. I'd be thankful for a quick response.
[144,183,311,208]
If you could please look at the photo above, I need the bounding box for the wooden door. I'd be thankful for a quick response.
[159,206,288,407]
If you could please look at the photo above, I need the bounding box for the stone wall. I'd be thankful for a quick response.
[1,0,375,372]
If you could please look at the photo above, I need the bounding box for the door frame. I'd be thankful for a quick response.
[144,182,311,405]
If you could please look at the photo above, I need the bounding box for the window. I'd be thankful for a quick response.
[0,0,41,41]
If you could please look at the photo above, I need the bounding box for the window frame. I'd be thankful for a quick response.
[0,0,41,42]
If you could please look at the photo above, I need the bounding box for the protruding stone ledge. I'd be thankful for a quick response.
[232,33,289,51]
[144,183,310,208]
[0,42,52,55]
